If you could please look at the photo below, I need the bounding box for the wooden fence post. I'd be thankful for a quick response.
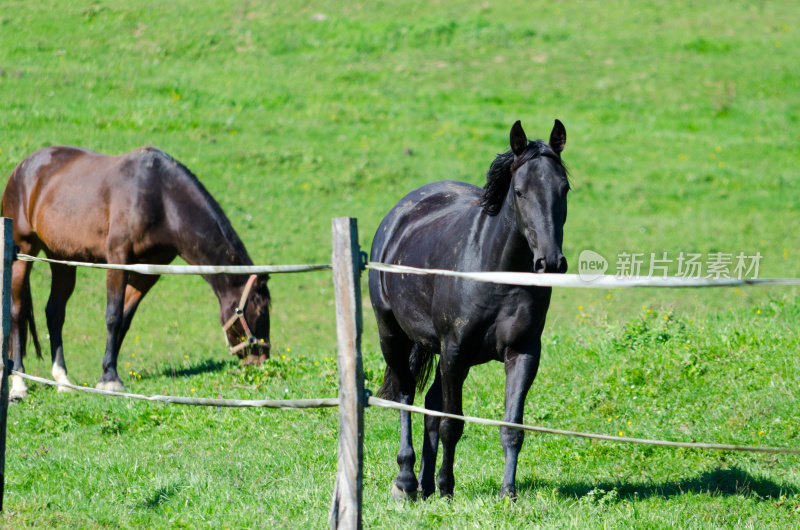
[0,218,14,512]
[329,217,365,530]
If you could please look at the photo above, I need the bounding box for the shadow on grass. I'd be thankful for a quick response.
[155,358,234,379]
[141,482,182,510]
[512,466,797,502]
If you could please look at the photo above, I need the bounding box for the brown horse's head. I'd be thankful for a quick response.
[223,274,271,365]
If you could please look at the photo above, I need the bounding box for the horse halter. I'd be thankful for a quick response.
[222,274,270,356]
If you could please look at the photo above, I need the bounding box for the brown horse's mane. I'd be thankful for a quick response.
[147,147,253,266]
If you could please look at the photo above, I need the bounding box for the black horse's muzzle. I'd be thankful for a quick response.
[533,254,568,273]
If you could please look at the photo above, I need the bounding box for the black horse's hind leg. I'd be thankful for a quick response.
[391,360,419,499]
[97,268,127,390]
[394,395,419,500]
[376,316,419,500]
[499,350,540,499]
[436,348,468,498]
[45,263,77,391]
[418,367,442,498]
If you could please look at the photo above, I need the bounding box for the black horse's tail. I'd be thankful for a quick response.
[22,279,42,359]
[377,344,436,400]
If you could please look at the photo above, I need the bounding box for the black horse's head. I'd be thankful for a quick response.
[509,120,569,273]
[223,274,271,365]
[481,120,569,273]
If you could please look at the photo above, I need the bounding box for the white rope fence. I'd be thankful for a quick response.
[17,254,331,275]
[12,371,338,409]
[13,371,800,455]
[366,262,800,288]
[17,255,800,288]
[10,253,800,455]
[11,220,798,526]
[367,397,800,455]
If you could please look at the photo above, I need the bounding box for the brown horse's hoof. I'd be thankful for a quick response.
[391,483,417,502]
[96,380,125,392]
[242,353,267,366]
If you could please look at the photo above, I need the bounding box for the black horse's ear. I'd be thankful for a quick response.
[510,120,527,156]
[549,119,566,154]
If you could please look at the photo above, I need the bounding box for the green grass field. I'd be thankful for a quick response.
[1,1,799,527]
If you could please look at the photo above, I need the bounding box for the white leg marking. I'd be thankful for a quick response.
[10,374,28,401]
[96,380,125,392]
[52,363,75,393]
[391,483,417,502]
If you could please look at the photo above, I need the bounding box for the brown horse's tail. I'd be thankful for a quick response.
[23,280,42,359]
[1,191,41,359]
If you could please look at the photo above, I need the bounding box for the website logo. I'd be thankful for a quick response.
[578,250,608,281]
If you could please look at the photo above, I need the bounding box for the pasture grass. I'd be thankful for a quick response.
[1,0,799,527]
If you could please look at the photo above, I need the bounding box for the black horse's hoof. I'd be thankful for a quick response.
[8,390,27,402]
[418,486,436,500]
[96,380,125,392]
[498,486,518,501]
[391,483,418,502]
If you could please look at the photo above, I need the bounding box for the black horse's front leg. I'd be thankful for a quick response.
[97,269,127,391]
[436,352,468,498]
[499,350,540,499]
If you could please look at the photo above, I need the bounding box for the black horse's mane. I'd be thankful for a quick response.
[479,140,566,215]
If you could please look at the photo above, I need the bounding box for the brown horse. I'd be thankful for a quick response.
[2,146,271,400]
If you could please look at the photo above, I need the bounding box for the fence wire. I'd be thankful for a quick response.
[367,396,800,455]
[16,255,800,287]
[11,371,338,409]
[10,254,800,453]
[366,262,800,288]
[13,371,800,455]
[17,254,331,275]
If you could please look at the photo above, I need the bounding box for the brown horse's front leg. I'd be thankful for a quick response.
[499,349,540,499]
[46,263,77,392]
[115,273,160,353]
[97,269,127,391]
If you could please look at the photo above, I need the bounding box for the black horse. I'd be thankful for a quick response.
[2,146,271,400]
[369,120,569,499]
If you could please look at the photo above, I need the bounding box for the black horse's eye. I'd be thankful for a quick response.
[514,188,524,198]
